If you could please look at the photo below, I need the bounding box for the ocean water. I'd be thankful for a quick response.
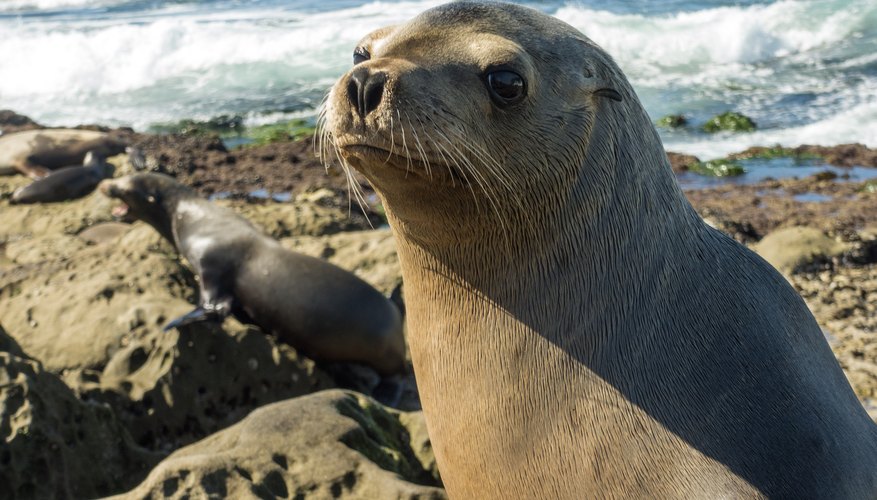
[1,0,875,159]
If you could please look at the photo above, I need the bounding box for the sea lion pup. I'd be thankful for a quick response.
[0,128,129,178]
[99,173,406,376]
[323,2,877,497]
[11,151,114,204]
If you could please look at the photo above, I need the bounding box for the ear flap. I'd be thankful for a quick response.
[594,88,623,102]
[579,47,624,103]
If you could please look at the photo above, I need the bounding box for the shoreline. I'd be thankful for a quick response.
[1,112,876,497]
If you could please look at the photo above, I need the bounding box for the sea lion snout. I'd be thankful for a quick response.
[98,179,117,197]
[347,66,387,119]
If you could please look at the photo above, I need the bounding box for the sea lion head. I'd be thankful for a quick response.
[99,173,194,242]
[322,1,676,248]
[83,150,115,177]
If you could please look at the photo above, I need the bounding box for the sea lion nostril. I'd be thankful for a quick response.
[347,66,386,118]
[363,72,387,117]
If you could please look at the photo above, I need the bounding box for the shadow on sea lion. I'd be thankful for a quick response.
[0,128,141,178]
[323,1,877,497]
[99,173,408,394]
[11,151,114,204]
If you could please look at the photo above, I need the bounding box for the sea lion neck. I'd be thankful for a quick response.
[385,148,702,326]
[133,182,197,244]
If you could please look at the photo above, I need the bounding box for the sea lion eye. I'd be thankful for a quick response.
[353,47,370,65]
[486,70,525,105]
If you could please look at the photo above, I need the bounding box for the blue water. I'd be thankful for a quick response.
[676,157,877,189]
[1,0,875,159]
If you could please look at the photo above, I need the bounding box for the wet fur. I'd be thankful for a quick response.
[100,173,407,375]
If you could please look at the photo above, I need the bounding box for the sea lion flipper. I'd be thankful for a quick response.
[163,301,231,332]
[22,161,51,179]
[163,307,213,331]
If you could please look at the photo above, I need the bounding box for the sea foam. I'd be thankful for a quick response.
[0,0,874,155]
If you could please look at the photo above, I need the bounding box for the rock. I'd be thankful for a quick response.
[700,209,761,244]
[666,152,700,174]
[702,111,757,133]
[283,228,402,295]
[1,218,341,453]
[656,114,687,128]
[799,144,877,168]
[0,324,159,499]
[811,170,838,181]
[0,224,186,371]
[752,226,850,273]
[845,225,877,266]
[787,266,877,408]
[0,176,121,244]
[0,110,42,135]
[726,143,877,168]
[112,390,445,499]
[77,222,132,245]
[86,320,336,453]
[228,197,373,239]
[399,411,441,485]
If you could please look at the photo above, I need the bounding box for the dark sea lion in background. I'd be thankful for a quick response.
[11,151,115,204]
[324,1,877,497]
[99,173,406,376]
[0,128,129,178]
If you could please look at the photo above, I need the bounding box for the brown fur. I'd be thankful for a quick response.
[324,1,877,498]
[0,129,127,178]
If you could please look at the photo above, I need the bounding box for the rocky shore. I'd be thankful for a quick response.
[1,112,876,497]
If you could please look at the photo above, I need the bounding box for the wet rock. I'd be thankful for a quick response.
[685,177,877,238]
[666,152,700,174]
[702,111,757,133]
[701,210,761,244]
[129,133,385,225]
[687,159,745,177]
[112,390,445,499]
[752,226,849,273]
[727,144,877,168]
[799,144,877,168]
[0,324,159,499]
[656,114,687,128]
[131,133,228,177]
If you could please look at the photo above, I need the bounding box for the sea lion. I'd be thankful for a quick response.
[323,2,877,497]
[11,151,114,204]
[77,222,132,245]
[99,173,406,376]
[0,128,128,178]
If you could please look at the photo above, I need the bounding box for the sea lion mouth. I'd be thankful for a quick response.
[111,203,130,218]
[339,142,465,184]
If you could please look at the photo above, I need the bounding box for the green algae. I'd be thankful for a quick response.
[656,114,687,128]
[730,146,821,161]
[688,159,746,177]
[148,115,244,136]
[702,112,757,133]
[244,119,316,146]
